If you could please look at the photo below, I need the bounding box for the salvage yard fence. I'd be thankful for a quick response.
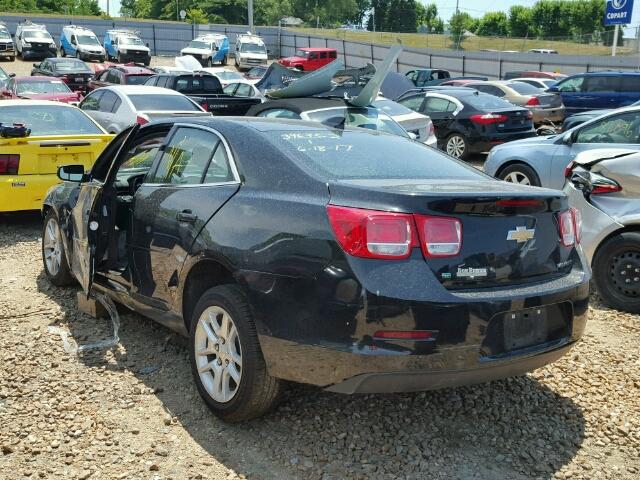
[1,13,640,79]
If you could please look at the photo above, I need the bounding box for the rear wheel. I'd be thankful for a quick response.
[60,47,66,57]
[205,58,212,67]
[445,133,468,159]
[189,285,283,422]
[221,55,227,66]
[498,163,541,187]
[42,211,75,287]
[593,232,640,313]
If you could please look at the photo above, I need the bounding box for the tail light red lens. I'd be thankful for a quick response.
[564,161,575,178]
[469,113,508,125]
[0,154,20,174]
[414,215,462,257]
[201,102,209,112]
[136,114,149,125]
[427,120,435,137]
[526,97,540,106]
[526,110,533,119]
[327,206,463,260]
[326,205,416,259]
[374,330,436,341]
[59,75,69,83]
[557,210,576,247]
[591,183,622,195]
[571,207,582,244]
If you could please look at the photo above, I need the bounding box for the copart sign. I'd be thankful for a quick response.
[604,0,635,25]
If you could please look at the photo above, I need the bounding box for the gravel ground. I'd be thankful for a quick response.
[0,213,639,480]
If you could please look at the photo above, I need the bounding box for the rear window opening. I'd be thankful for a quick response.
[128,94,201,111]
[0,105,103,136]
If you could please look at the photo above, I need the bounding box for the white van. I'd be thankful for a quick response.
[234,33,267,71]
[60,25,105,62]
[15,21,57,60]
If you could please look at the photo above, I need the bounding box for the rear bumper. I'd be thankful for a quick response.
[0,50,15,57]
[326,341,574,393]
[117,52,150,63]
[531,106,565,124]
[0,174,59,212]
[21,48,57,59]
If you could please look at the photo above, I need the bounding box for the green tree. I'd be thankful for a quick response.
[449,11,475,48]
[416,2,443,33]
[507,5,533,37]
[186,7,209,24]
[475,11,508,37]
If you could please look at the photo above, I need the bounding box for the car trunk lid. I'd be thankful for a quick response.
[535,93,563,108]
[328,179,575,289]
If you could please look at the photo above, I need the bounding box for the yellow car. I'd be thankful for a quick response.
[0,100,113,212]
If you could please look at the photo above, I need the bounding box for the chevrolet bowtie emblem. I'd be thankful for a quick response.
[507,226,535,243]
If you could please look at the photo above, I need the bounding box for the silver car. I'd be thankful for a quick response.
[565,148,640,313]
[485,105,640,189]
[78,85,211,133]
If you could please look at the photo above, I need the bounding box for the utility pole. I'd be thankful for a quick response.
[248,0,254,33]
[455,0,459,14]
[372,6,375,32]
[176,0,179,22]
[612,23,619,56]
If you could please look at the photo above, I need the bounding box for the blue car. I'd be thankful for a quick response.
[549,72,640,116]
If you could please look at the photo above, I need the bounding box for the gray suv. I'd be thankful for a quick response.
[485,105,640,189]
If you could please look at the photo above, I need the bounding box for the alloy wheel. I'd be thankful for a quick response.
[446,136,465,158]
[194,306,243,403]
[43,217,62,277]
[503,171,531,185]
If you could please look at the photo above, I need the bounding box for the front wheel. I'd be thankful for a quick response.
[445,133,468,159]
[189,285,283,422]
[498,163,541,187]
[60,47,66,57]
[221,55,227,66]
[205,58,212,68]
[593,232,640,313]
[42,211,75,287]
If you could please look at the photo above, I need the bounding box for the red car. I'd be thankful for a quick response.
[0,76,81,103]
[278,48,337,71]
[86,64,155,92]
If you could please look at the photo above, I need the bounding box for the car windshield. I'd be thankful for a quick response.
[17,80,71,94]
[214,71,243,81]
[508,82,542,95]
[274,129,484,181]
[295,49,310,57]
[126,74,153,85]
[77,35,100,46]
[128,94,200,111]
[24,30,51,40]
[0,30,10,40]
[0,105,101,135]
[121,36,144,46]
[305,107,408,137]
[240,43,266,54]
[247,66,267,77]
[462,92,515,110]
[54,59,90,72]
[373,99,416,116]
[188,40,210,49]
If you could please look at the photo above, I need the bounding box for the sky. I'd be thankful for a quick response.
[99,0,640,35]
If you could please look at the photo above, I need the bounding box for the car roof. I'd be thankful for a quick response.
[249,97,347,114]
[104,85,184,95]
[0,99,77,107]
[113,65,154,74]
[298,47,336,52]
[571,71,640,77]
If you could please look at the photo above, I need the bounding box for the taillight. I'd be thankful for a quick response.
[564,161,575,178]
[201,102,209,112]
[136,114,149,125]
[557,210,576,247]
[326,205,416,259]
[0,154,20,174]
[591,181,622,195]
[426,120,434,137]
[59,75,69,83]
[374,330,436,341]
[526,111,533,119]
[526,97,540,106]
[414,215,462,257]
[469,113,508,125]
[571,207,582,244]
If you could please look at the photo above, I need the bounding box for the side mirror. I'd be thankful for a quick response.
[9,73,15,78]
[146,42,150,47]
[33,63,39,68]
[547,86,559,93]
[57,164,85,182]
[562,131,574,145]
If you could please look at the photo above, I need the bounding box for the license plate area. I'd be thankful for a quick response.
[480,303,572,359]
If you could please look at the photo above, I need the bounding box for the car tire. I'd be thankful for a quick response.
[42,210,75,287]
[206,58,212,67]
[498,163,541,187]
[221,55,228,66]
[445,133,469,159]
[189,284,283,422]
[117,54,123,64]
[593,232,640,313]
[60,47,66,57]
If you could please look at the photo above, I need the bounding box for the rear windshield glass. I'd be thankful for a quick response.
[175,75,222,93]
[128,94,200,111]
[373,99,416,116]
[54,59,91,72]
[462,92,515,110]
[0,105,102,135]
[508,82,541,94]
[126,74,153,85]
[273,130,484,181]
[17,80,71,94]
[305,107,408,138]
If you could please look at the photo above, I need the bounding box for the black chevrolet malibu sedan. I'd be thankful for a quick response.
[41,117,589,422]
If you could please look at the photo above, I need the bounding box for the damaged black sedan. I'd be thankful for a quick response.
[42,117,589,422]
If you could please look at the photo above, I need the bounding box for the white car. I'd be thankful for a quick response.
[511,77,558,90]
[373,97,437,147]
[198,67,245,86]
[78,85,211,133]
[234,33,267,71]
[15,22,57,60]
